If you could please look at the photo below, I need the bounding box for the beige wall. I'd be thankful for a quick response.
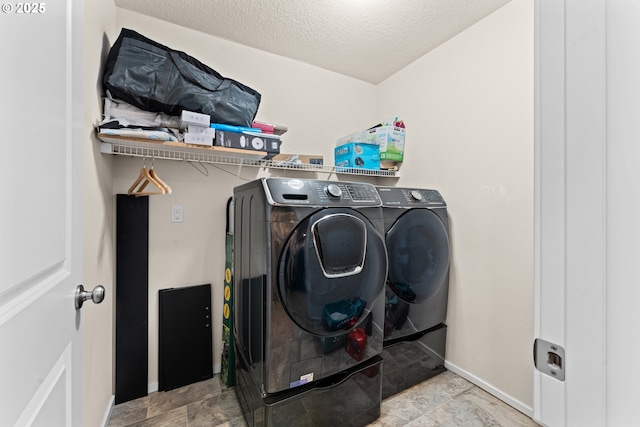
[378,0,534,412]
[83,1,117,426]
[114,8,378,390]
[116,9,378,161]
[86,0,533,421]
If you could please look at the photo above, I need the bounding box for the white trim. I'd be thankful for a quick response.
[445,361,533,419]
[533,0,568,424]
[532,0,543,423]
[535,0,609,424]
[148,382,159,394]
[100,395,115,427]
[147,363,221,394]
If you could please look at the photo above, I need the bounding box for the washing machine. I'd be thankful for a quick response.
[233,178,387,426]
[375,186,450,398]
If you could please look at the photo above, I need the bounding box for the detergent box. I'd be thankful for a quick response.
[334,142,380,170]
[365,126,405,163]
[338,126,405,162]
[337,122,405,166]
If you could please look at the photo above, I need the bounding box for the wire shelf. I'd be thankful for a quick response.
[98,134,400,178]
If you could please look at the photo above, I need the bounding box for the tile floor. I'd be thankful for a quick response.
[108,371,539,427]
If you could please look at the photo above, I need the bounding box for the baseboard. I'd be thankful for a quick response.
[101,395,115,427]
[444,361,534,418]
[147,364,221,394]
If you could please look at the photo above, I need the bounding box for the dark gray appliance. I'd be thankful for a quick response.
[375,186,450,398]
[233,178,388,426]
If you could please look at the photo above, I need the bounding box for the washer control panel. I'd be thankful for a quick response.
[375,186,445,207]
[265,178,381,206]
[325,183,343,199]
[408,190,423,202]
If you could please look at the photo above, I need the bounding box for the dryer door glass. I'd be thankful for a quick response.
[278,208,387,336]
[312,213,367,278]
[386,209,450,304]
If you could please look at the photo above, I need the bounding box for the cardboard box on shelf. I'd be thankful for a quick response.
[334,142,380,170]
[380,160,400,171]
[251,121,288,135]
[214,130,281,158]
[337,125,405,165]
[188,124,215,137]
[180,110,210,128]
[272,153,324,166]
[184,132,214,146]
[367,126,405,163]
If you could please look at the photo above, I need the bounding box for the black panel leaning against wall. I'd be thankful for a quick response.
[115,194,149,405]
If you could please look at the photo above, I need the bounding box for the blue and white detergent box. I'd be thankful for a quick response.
[334,142,380,170]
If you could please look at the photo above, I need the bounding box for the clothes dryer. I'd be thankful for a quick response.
[375,186,450,398]
[233,178,387,426]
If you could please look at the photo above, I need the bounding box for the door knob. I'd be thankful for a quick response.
[75,284,105,309]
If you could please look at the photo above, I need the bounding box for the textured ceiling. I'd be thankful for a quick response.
[113,0,512,84]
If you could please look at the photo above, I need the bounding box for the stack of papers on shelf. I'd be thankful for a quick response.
[96,96,292,161]
[96,95,181,141]
[98,128,176,141]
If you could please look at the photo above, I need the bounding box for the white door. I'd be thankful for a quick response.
[535,0,607,425]
[0,0,85,426]
[535,0,640,425]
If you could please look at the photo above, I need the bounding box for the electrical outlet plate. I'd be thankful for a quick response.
[172,205,183,223]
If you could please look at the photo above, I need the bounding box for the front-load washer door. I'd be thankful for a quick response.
[278,208,387,337]
[386,209,450,304]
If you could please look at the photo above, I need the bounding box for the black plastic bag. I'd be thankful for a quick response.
[103,28,261,127]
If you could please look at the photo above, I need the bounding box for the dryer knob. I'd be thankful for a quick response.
[409,190,423,201]
[325,184,343,199]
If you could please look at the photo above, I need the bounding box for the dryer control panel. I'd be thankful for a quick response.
[265,178,381,206]
[375,186,446,207]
